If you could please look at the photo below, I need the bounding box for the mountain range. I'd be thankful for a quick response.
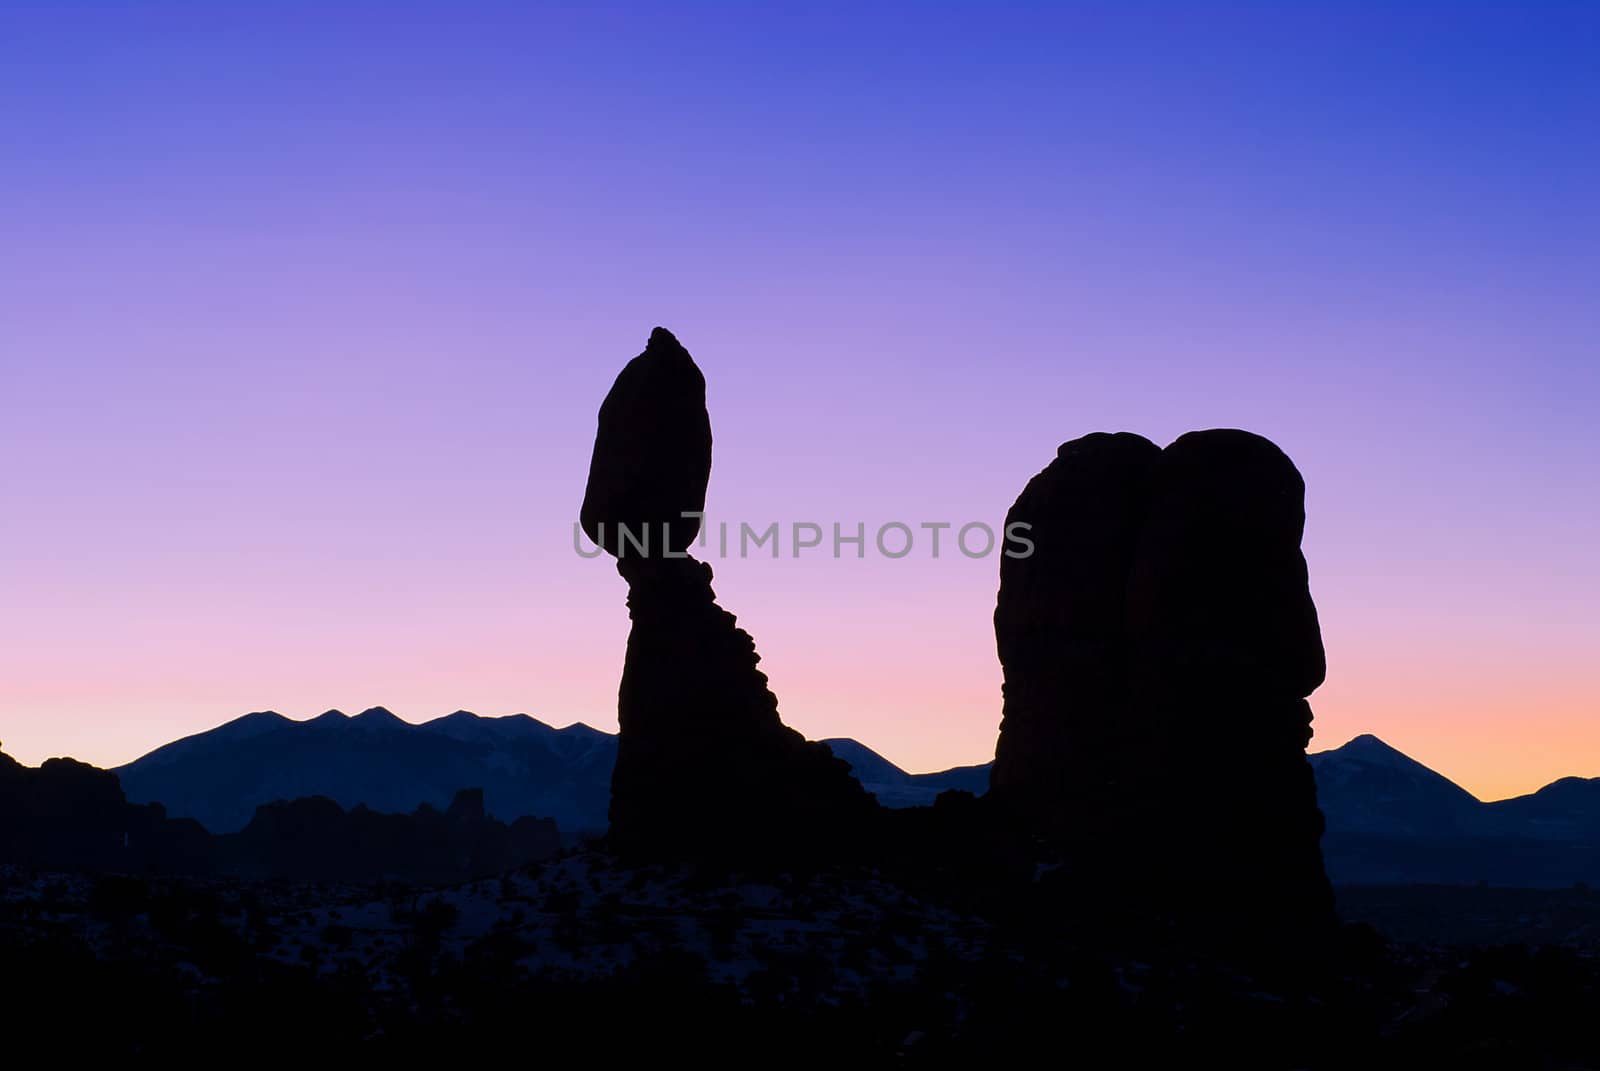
[117,707,616,837]
[115,707,988,837]
[1310,733,1600,886]
[115,710,1600,886]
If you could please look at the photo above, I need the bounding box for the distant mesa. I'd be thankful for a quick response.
[1,738,558,881]
[1,745,213,873]
[226,787,558,882]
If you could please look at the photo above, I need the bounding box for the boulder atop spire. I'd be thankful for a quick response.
[580,327,713,558]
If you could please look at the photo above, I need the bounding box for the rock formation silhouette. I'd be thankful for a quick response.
[0,742,559,881]
[1127,429,1332,936]
[580,328,1330,934]
[584,328,878,858]
[225,787,560,881]
[989,432,1161,857]
[0,744,213,872]
[580,326,712,558]
[991,429,1333,939]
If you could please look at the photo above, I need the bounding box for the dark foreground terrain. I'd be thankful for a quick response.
[6,856,1600,1066]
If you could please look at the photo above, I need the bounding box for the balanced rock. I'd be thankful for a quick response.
[580,327,712,558]
[583,329,879,860]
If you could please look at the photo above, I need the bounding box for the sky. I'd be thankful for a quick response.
[2,2,1597,801]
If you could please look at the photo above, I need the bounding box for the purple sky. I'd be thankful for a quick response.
[3,3,1597,799]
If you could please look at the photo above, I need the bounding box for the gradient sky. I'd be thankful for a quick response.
[2,2,1597,801]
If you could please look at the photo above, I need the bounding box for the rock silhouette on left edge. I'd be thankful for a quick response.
[584,328,878,859]
[0,745,213,872]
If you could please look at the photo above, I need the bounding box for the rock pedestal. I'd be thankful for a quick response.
[608,555,877,858]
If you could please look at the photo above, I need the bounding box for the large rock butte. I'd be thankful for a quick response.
[1126,429,1331,935]
[990,432,1160,854]
[990,428,1333,938]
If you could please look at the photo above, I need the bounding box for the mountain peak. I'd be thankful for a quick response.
[820,738,911,787]
[354,706,401,721]
[416,711,558,746]
[223,710,289,733]
[1522,775,1600,801]
[352,707,406,731]
[1327,733,1410,765]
